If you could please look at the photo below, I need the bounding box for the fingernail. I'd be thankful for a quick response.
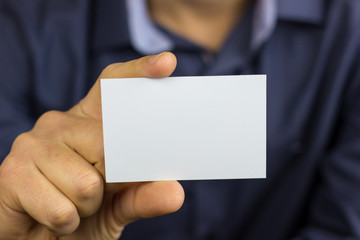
[148,53,162,64]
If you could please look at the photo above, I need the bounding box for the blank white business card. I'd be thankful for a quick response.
[101,75,266,182]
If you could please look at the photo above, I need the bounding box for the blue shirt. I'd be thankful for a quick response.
[1,0,360,239]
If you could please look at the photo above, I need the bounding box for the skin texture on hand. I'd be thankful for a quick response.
[0,52,185,240]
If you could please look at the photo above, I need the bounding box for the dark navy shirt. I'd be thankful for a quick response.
[1,0,360,239]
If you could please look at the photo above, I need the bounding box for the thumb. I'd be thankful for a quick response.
[79,52,177,120]
[113,181,185,225]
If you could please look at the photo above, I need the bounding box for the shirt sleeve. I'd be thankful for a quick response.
[0,1,36,163]
[291,46,360,240]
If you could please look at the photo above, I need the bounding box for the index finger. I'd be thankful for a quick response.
[77,52,177,120]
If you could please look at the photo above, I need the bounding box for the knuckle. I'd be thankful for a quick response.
[0,154,22,174]
[75,171,103,201]
[39,110,62,122]
[0,155,22,184]
[47,203,78,230]
[33,110,75,142]
[101,63,123,77]
[1,144,38,190]
[13,132,34,146]
[35,110,66,130]
[12,131,55,161]
[12,132,40,153]
[101,63,115,75]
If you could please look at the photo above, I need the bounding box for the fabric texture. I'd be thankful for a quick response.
[0,0,360,239]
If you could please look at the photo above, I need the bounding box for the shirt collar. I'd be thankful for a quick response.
[278,0,326,25]
[92,0,326,54]
[252,0,277,50]
[126,0,279,55]
[125,0,174,55]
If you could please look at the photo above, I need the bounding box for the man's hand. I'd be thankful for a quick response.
[0,52,184,240]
